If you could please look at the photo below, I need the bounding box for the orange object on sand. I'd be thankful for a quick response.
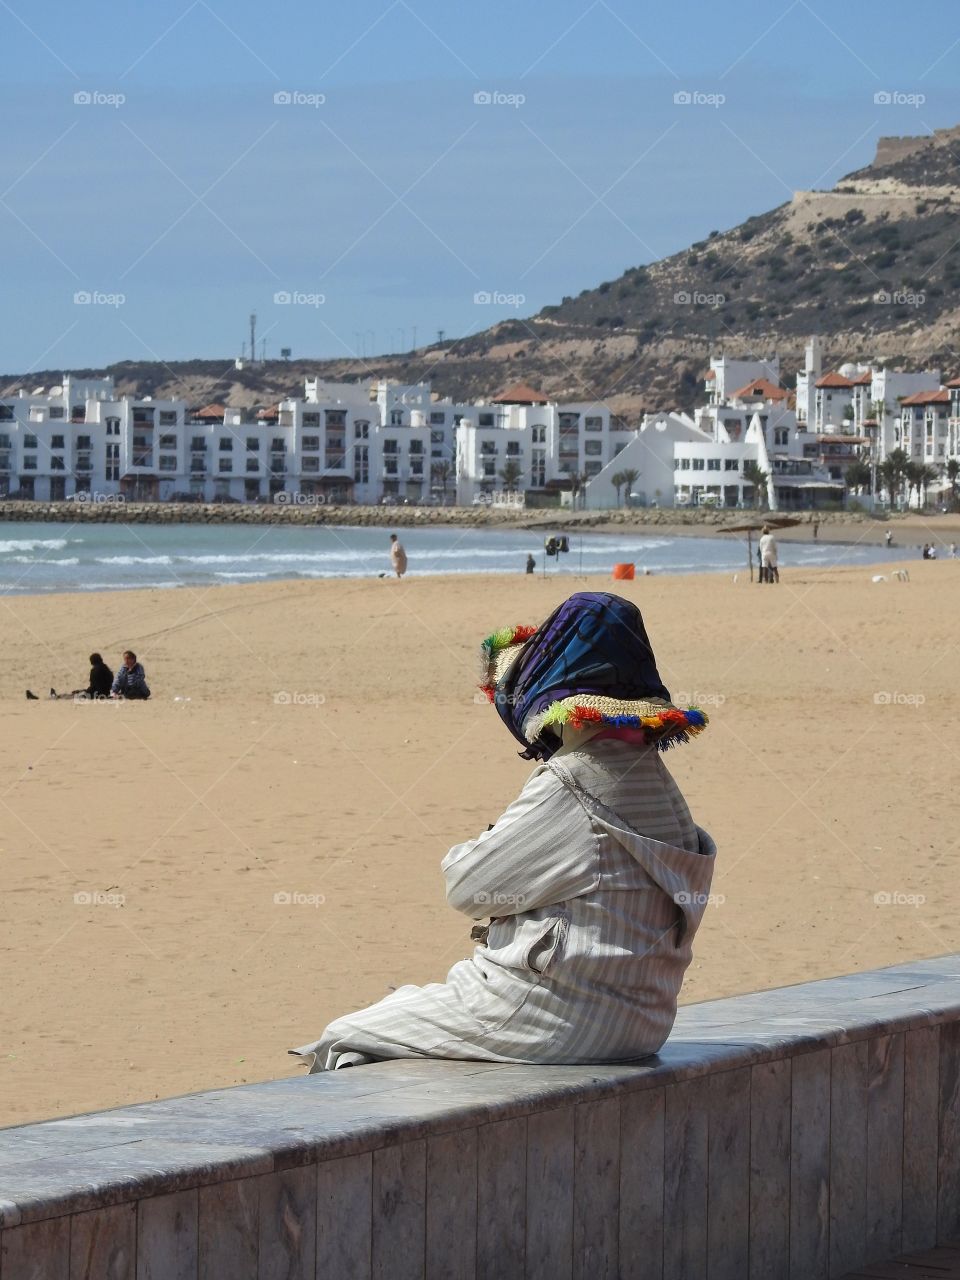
[612,563,635,580]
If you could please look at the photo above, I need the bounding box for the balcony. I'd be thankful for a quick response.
[131,453,154,468]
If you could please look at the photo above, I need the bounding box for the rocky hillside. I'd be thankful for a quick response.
[4,127,959,423]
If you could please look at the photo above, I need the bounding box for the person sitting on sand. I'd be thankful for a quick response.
[52,652,114,700]
[292,591,715,1071]
[111,650,150,700]
[389,533,407,579]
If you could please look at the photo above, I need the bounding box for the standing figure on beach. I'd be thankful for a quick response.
[885,529,894,548]
[759,525,779,583]
[292,592,715,1071]
[111,651,151,700]
[389,533,407,579]
[525,553,536,575]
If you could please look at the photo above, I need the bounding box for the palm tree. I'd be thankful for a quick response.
[844,460,872,496]
[905,460,926,508]
[743,460,769,509]
[945,458,960,511]
[430,460,452,505]
[568,471,588,510]
[920,463,940,509]
[611,470,627,508]
[619,468,640,505]
[879,448,909,506]
[498,458,524,490]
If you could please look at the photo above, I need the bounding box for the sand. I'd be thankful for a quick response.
[1,555,958,1127]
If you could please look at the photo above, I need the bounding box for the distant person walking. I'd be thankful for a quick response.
[885,529,894,548]
[111,650,150,700]
[389,534,407,579]
[759,525,779,584]
[525,553,536,575]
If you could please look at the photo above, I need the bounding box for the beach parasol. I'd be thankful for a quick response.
[719,515,802,582]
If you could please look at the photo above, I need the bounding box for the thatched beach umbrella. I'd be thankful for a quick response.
[719,516,802,582]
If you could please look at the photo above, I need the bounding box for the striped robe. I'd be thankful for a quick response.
[293,737,716,1071]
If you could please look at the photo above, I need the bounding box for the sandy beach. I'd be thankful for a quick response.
[2,556,958,1127]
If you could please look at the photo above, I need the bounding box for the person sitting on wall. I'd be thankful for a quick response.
[291,591,715,1071]
[111,650,151,700]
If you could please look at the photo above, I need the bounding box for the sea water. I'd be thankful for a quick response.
[0,521,918,596]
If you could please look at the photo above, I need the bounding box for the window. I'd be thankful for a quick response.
[271,438,285,453]
[483,461,496,478]
[302,435,320,452]
[48,407,64,420]
[584,440,603,457]
[246,437,259,452]
[191,436,206,452]
[584,416,603,431]
[724,459,739,471]
[531,451,546,486]
[431,430,444,445]
[383,439,398,455]
[219,438,233,451]
[159,455,177,472]
[585,461,602,476]
[218,458,231,473]
[51,456,65,471]
[707,458,720,471]
[409,439,423,455]
[410,461,423,476]
[481,441,496,455]
[106,419,120,437]
[159,434,177,449]
[692,458,705,471]
[246,458,259,473]
[355,420,370,439]
[774,428,789,446]
[76,435,91,449]
[506,441,520,456]
[354,445,369,484]
[384,459,398,476]
[325,410,346,427]
[0,406,13,421]
[302,412,320,428]
[24,433,37,449]
[51,434,64,449]
[23,455,36,470]
[430,412,446,425]
[159,410,178,426]
[390,410,403,426]
[302,457,320,473]
[478,413,494,427]
[75,453,92,472]
[679,458,690,470]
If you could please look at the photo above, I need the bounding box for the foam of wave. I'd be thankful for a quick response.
[0,538,69,554]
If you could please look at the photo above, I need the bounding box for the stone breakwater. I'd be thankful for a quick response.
[0,500,883,532]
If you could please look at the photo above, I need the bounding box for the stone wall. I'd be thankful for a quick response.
[1,956,959,1278]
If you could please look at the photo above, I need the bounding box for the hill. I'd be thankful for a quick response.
[4,126,959,422]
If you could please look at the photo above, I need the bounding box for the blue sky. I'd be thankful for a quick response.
[0,0,957,372]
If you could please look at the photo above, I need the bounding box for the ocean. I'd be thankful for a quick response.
[0,521,916,596]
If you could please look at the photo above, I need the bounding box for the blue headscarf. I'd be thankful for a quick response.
[494,592,675,760]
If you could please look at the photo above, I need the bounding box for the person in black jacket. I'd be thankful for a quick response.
[32,653,115,701]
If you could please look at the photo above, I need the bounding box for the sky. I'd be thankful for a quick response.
[0,0,957,373]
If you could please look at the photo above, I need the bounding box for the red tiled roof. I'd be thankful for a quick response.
[945,377,960,388]
[192,402,227,419]
[850,371,873,385]
[815,372,854,389]
[492,382,549,405]
[900,388,949,405]
[729,378,787,402]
